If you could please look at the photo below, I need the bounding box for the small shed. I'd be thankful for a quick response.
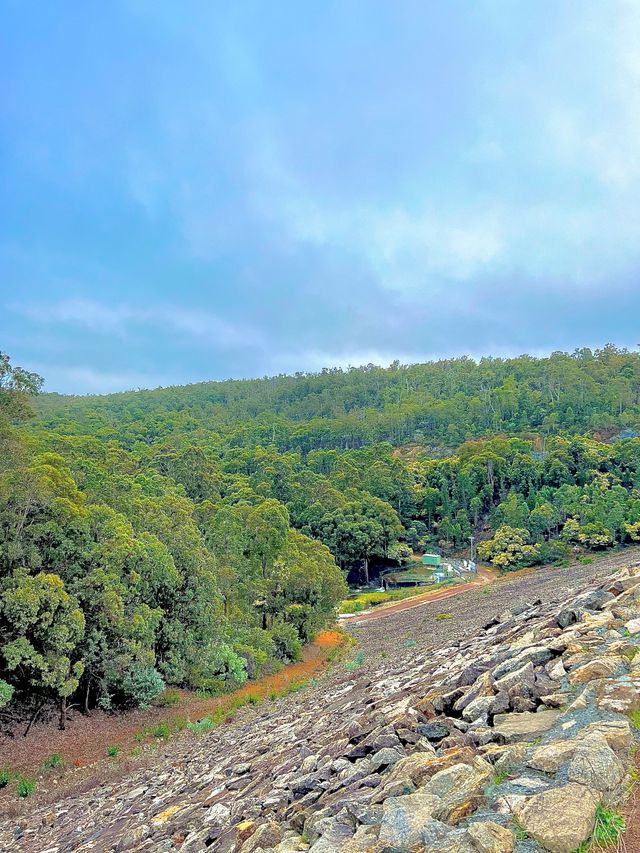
[421,553,442,568]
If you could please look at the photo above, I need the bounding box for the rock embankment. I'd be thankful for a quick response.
[1,556,640,852]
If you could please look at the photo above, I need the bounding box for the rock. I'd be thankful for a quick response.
[467,821,515,853]
[527,740,576,773]
[625,617,640,634]
[493,646,554,680]
[569,656,622,684]
[378,791,441,848]
[515,782,600,853]
[596,677,640,713]
[454,672,495,713]
[494,661,535,694]
[582,719,633,754]
[240,820,284,853]
[567,733,626,797]
[492,709,560,743]
[426,759,491,823]
[417,721,450,741]
[462,695,495,722]
[368,748,403,773]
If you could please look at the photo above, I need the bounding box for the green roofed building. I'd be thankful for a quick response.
[421,553,442,567]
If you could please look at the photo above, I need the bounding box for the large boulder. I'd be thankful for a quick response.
[515,783,600,853]
[567,733,626,799]
[467,821,516,853]
[378,790,441,848]
[492,710,560,743]
[426,759,492,823]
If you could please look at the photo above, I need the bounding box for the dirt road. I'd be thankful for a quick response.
[341,566,495,623]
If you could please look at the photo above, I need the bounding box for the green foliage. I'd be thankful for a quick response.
[106,745,120,757]
[156,689,181,707]
[118,666,165,710]
[150,721,170,739]
[42,754,64,770]
[435,612,453,620]
[5,347,640,728]
[16,776,36,798]
[0,679,13,708]
[575,806,625,851]
[0,769,10,788]
[345,650,365,671]
[478,525,541,569]
[628,709,640,730]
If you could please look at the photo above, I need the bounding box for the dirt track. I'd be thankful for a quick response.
[342,566,495,623]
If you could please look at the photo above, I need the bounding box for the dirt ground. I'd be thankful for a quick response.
[0,630,344,788]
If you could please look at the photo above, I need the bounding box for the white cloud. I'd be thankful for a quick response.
[10,299,265,351]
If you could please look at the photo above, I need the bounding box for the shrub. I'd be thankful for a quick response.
[270,621,302,663]
[156,689,181,707]
[107,745,120,757]
[345,651,365,672]
[0,679,14,709]
[151,721,170,739]
[119,665,165,710]
[186,716,216,734]
[16,777,36,798]
[628,709,640,730]
[42,754,64,771]
[436,612,453,620]
[189,643,247,693]
[0,769,10,788]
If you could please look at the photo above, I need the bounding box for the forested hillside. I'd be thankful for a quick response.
[2,346,640,730]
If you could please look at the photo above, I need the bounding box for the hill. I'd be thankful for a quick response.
[1,549,639,852]
[2,347,640,733]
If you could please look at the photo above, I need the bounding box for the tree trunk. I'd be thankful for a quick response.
[59,696,66,731]
[84,678,91,715]
[23,700,45,738]
[362,558,369,585]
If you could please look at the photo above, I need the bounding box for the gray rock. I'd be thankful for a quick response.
[567,733,626,797]
[515,782,600,853]
[378,790,441,848]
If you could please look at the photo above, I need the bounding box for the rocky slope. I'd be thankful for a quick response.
[1,552,640,853]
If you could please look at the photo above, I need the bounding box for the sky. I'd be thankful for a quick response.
[2,0,640,394]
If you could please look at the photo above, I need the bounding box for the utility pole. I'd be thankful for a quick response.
[469,535,476,564]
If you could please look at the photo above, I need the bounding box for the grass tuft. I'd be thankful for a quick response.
[16,776,36,798]
[106,745,120,758]
[42,753,64,771]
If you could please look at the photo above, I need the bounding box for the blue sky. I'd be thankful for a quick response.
[2,1,640,393]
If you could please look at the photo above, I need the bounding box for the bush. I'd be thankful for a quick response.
[0,769,10,788]
[189,643,247,694]
[107,745,120,757]
[151,721,170,739]
[270,621,302,662]
[16,776,36,798]
[156,689,181,707]
[42,754,64,770]
[0,679,14,709]
[120,666,165,710]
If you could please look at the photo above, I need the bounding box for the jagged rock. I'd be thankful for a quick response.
[494,661,535,694]
[582,719,633,753]
[568,656,622,684]
[596,677,640,713]
[625,617,640,634]
[515,782,600,853]
[378,790,441,847]
[240,820,284,852]
[426,759,492,823]
[467,820,515,853]
[567,733,626,798]
[527,740,576,773]
[417,721,450,741]
[492,709,560,743]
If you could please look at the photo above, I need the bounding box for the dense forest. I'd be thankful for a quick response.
[2,346,640,729]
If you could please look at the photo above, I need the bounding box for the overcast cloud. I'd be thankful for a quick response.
[2,0,640,393]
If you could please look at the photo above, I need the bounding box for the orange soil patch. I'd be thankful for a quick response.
[0,630,345,780]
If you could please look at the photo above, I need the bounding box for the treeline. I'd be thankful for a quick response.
[0,355,346,730]
[35,346,640,451]
[3,347,640,729]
